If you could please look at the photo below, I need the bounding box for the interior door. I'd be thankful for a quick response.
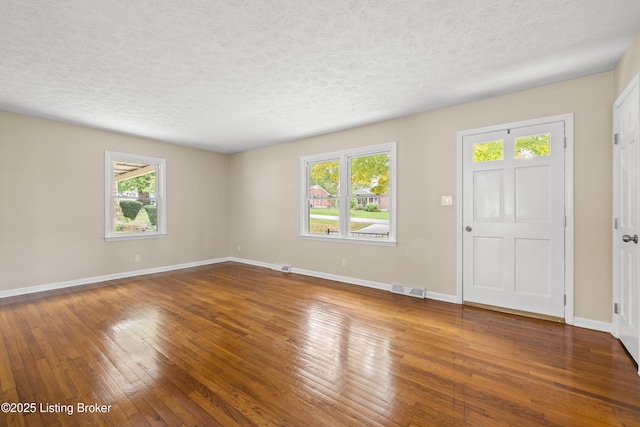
[613,75,640,370]
[462,120,566,319]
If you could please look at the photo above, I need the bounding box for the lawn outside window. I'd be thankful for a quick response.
[105,151,166,241]
[301,142,396,245]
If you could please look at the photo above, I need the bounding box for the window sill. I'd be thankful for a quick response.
[300,234,397,246]
[105,232,167,242]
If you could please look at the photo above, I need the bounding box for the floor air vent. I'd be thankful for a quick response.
[271,264,291,273]
[391,283,425,299]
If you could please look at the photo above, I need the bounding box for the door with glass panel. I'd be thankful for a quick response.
[462,121,566,319]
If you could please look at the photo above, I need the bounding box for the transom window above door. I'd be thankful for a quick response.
[473,133,550,163]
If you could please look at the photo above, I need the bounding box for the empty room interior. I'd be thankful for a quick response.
[2,1,640,425]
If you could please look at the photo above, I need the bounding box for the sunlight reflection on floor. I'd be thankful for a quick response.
[296,303,396,416]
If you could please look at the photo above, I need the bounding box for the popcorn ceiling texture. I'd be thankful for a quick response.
[1,0,639,153]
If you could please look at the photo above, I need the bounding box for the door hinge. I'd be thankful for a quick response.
[614,133,619,145]
[564,216,567,227]
[615,218,619,229]
[564,137,567,148]
[614,302,619,314]
[564,294,567,306]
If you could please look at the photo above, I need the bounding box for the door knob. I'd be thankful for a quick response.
[465,226,472,232]
[622,234,638,243]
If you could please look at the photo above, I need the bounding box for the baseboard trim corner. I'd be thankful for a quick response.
[573,317,612,334]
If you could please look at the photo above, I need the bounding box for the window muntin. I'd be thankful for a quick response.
[302,143,396,244]
[105,152,166,241]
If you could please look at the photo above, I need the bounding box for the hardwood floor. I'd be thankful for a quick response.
[0,262,639,426]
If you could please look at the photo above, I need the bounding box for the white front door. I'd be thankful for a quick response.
[461,119,566,319]
[613,74,640,370]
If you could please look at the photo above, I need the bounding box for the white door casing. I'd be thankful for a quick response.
[457,114,574,322]
[613,74,640,372]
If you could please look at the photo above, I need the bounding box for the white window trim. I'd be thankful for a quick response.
[105,151,167,241]
[300,142,397,246]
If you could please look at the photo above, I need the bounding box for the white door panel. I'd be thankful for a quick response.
[613,74,640,370]
[515,166,550,221]
[462,121,565,318]
[474,170,503,220]
[473,237,504,289]
[514,238,551,296]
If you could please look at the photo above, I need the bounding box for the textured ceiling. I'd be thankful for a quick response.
[1,1,640,153]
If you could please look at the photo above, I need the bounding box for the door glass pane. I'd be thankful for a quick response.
[515,134,550,158]
[473,140,503,162]
[350,153,390,239]
[308,160,339,235]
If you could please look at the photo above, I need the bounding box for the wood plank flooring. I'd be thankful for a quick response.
[0,261,639,426]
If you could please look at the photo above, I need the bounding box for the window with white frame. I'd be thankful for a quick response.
[105,151,166,241]
[301,142,396,244]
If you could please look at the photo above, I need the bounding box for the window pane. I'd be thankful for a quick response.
[308,160,339,236]
[473,140,503,162]
[515,134,550,158]
[350,154,390,239]
[113,162,158,234]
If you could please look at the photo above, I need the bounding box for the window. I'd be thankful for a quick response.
[301,142,396,244]
[515,133,550,158]
[105,151,166,241]
[473,140,503,162]
[473,134,551,162]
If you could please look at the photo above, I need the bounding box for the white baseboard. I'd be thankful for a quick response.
[573,317,612,334]
[424,291,458,304]
[229,257,458,302]
[1,256,614,337]
[0,257,231,299]
[292,267,391,292]
[228,257,272,270]
[229,257,391,291]
[232,258,615,335]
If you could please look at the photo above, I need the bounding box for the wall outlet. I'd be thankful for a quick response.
[135,254,141,262]
[441,195,453,206]
[237,245,242,252]
[341,258,347,267]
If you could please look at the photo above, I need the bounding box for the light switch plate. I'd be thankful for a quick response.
[441,195,453,206]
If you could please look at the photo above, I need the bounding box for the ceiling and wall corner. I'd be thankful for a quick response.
[615,28,640,95]
[1,0,639,154]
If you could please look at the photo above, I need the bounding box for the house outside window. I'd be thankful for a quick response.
[105,151,166,241]
[301,142,396,244]
[309,185,335,207]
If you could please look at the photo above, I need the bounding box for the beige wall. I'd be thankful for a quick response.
[0,111,230,291]
[229,72,614,322]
